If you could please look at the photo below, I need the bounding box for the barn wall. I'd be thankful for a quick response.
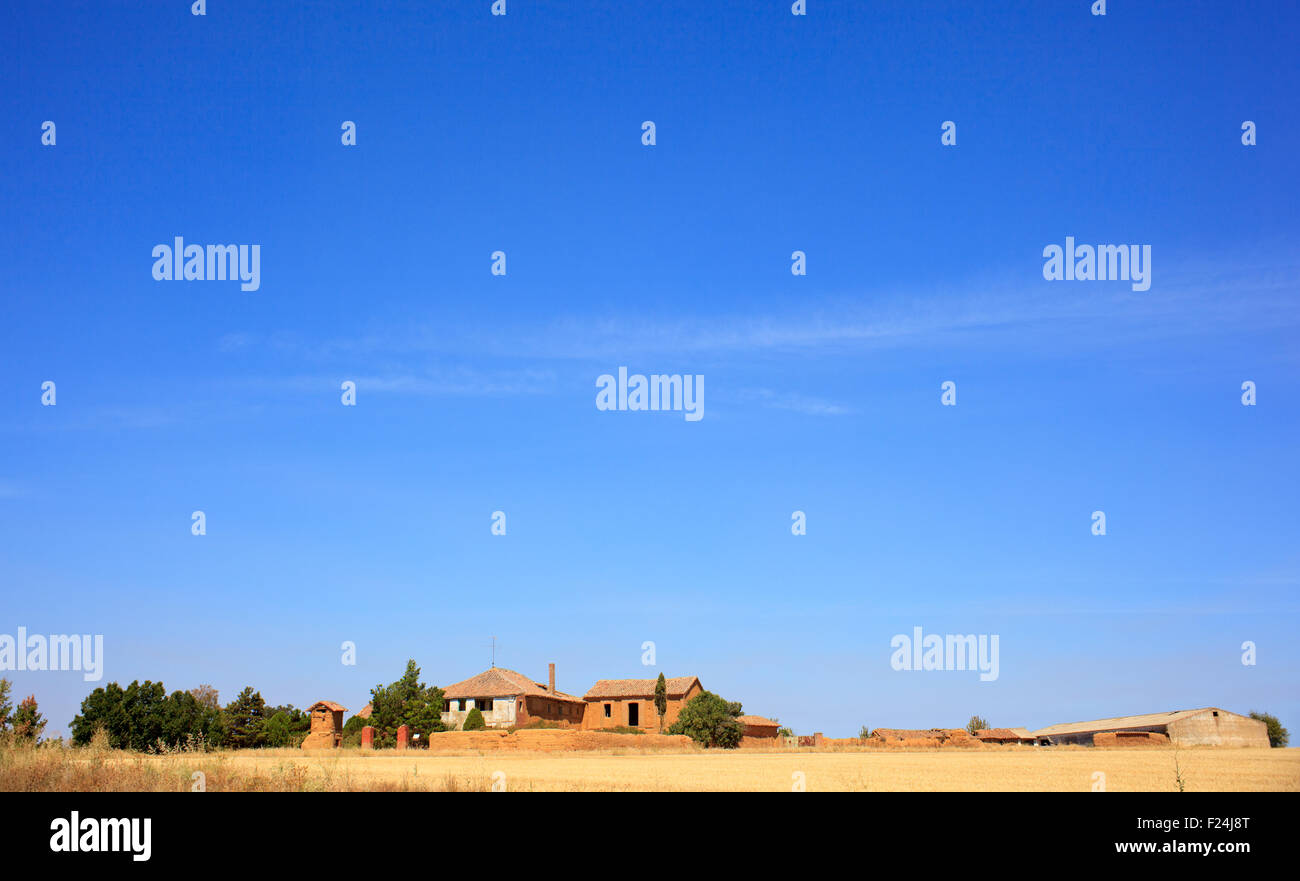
[1168,712,1270,747]
[1044,724,1168,746]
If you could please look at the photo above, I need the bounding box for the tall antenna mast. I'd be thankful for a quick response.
[491,636,496,668]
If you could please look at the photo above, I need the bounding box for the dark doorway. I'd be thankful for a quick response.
[628,703,640,726]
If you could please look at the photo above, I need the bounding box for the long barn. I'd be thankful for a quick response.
[1032,708,1268,747]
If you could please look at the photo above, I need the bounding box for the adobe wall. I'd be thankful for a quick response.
[302,707,343,748]
[518,695,584,728]
[583,683,702,731]
[739,735,789,748]
[417,729,694,752]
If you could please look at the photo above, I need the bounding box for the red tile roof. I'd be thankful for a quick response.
[974,728,1034,741]
[356,703,372,719]
[442,667,584,703]
[308,700,348,713]
[738,715,779,727]
[584,676,701,700]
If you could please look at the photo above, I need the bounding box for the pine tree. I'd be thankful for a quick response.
[0,678,13,731]
[654,673,668,732]
[12,695,46,742]
[225,687,267,749]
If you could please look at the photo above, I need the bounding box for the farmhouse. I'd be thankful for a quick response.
[583,675,703,731]
[441,664,586,729]
[1031,708,1268,748]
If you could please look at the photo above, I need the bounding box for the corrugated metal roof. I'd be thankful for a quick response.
[1031,708,1217,737]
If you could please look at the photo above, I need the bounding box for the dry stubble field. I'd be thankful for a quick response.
[226,747,1299,791]
[5,743,1297,791]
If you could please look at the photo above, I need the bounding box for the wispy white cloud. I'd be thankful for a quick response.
[241,366,558,397]
[221,249,1298,364]
[734,388,853,416]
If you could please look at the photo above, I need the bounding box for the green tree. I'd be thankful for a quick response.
[367,660,447,745]
[1249,711,1290,748]
[225,687,267,749]
[159,689,222,748]
[666,690,744,748]
[966,715,989,735]
[0,678,13,732]
[263,711,294,747]
[264,705,310,746]
[71,682,224,750]
[653,673,668,732]
[12,695,47,742]
[462,707,486,731]
[70,682,128,746]
[859,725,872,740]
[119,680,168,750]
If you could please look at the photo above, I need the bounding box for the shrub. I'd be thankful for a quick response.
[666,690,743,748]
[341,715,366,747]
[462,708,486,731]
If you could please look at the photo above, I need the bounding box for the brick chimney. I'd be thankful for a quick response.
[548,662,556,694]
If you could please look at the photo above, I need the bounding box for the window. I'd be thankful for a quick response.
[628,702,639,726]
[477,698,494,712]
[604,703,612,718]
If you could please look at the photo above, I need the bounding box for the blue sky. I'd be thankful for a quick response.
[2,1,1297,739]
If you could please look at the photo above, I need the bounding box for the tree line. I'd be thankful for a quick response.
[12,663,757,751]
[56,659,448,751]
[66,680,311,750]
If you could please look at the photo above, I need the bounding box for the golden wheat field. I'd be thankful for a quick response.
[3,742,1298,792]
